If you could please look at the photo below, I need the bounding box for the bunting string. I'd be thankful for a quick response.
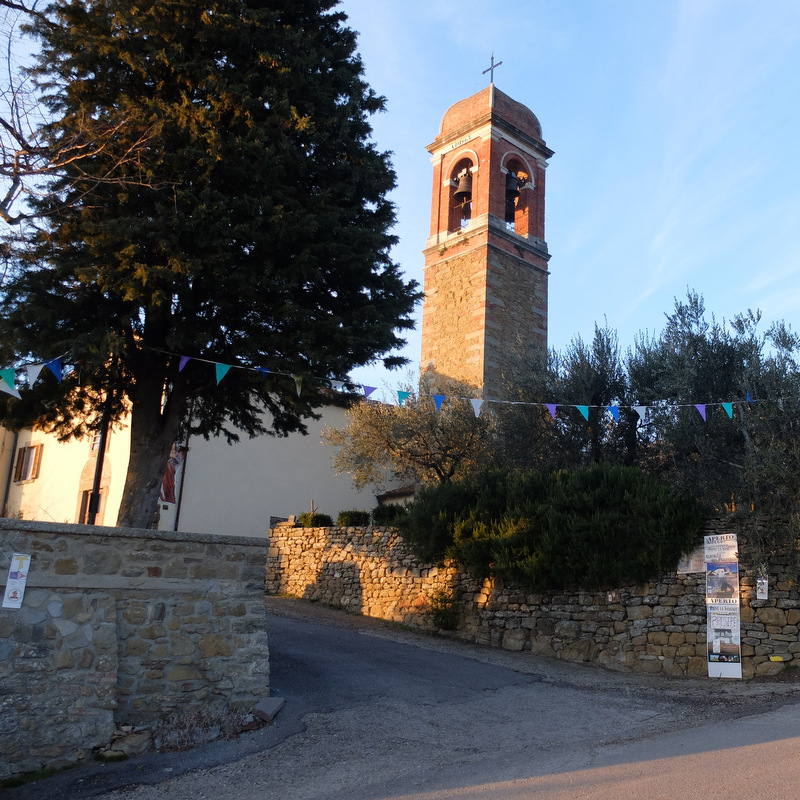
[0,346,785,426]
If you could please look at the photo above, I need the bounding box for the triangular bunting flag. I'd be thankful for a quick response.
[294,375,303,397]
[545,403,557,419]
[258,367,271,378]
[694,404,707,421]
[433,394,445,412]
[215,363,231,384]
[470,398,483,417]
[0,368,15,388]
[0,378,20,399]
[397,390,411,407]
[179,356,191,372]
[44,358,61,382]
[330,380,345,392]
[26,364,44,386]
[607,405,620,422]
[576,405,589,422]
[778,398,784,412]
[746,391,752,402]
[722,402,733,419]
[363,386,376,398]
[634,406,647,422]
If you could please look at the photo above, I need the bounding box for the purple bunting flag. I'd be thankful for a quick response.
[545,403,557,419]
[694,404,706,421]
[179,356,191,372]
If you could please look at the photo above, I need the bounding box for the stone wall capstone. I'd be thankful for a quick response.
[265,519,800,681]
[0,519,269,781]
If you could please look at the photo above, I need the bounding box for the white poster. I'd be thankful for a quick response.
[704,535,742,679]
[2,553,31,609]
[704,533,738,563]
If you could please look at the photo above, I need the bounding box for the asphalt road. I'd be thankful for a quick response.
[10,597,800,800]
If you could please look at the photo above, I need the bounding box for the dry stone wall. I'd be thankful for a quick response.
[0,519,269,780]
[266,519,800,680]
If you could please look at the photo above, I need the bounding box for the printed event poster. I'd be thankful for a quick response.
[703,533,738,563]
[2,553,31,609]
[704,534,742,679]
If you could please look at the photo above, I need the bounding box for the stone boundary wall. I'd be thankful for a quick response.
[266,519,800,680]
[0,519,269,780]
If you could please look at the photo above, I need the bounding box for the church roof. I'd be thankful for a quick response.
[437,84,543,142]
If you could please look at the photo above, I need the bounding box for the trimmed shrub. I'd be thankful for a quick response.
[336,510,371,527]
[401,465,703,591]
[371,504,409,526]
[297,511,334,528]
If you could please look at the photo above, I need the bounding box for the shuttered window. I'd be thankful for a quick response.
[13,444,43,482]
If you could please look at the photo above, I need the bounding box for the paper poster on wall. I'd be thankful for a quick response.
[677,545,705,574]
[706,561,739,601]
[703,533,738,563]
[707,605,742,677]
[704,533,742,679]
[2,553,31,609]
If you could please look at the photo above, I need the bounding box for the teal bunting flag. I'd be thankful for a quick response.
[722,402,733,418]
[397,390,411,407]
[215,363,231,384]
[576,405,589,422]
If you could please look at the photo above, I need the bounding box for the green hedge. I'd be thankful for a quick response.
[399,465,703,591]
[298,511,334,528]
[337,510,371,527]
[371,504,409,526]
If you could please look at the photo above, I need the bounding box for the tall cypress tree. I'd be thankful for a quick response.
[0,0,420,527]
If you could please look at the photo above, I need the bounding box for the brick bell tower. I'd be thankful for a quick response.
[420,84,554,400]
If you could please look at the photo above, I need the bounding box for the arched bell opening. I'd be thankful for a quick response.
[448,157,475,233]
[502,157,531,235]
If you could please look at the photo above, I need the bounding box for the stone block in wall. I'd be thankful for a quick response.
[756,607,787,626]
[561,639,599,663]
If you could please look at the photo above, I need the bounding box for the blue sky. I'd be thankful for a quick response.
[342,0,800,394]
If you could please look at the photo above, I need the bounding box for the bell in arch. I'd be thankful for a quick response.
[506,170,522,199]
[453,171,472,203]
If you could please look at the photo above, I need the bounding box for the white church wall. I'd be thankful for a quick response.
[2,404,385,536]
[169,405,383,538]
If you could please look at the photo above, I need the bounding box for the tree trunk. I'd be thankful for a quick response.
[116,368,187,529]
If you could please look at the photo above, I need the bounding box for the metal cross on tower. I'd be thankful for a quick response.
[482,53,503,84]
